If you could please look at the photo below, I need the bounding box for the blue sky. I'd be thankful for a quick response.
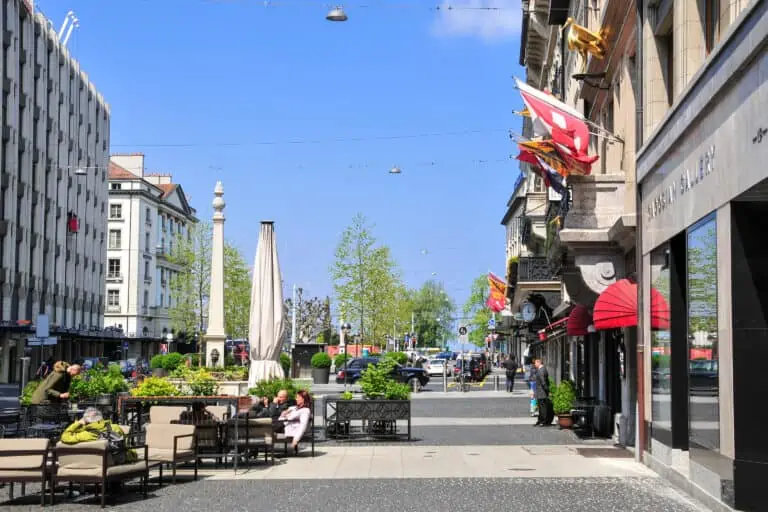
[38,0,525,315]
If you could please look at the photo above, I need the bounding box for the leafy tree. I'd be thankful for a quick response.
[224,243,251,339]
[411,280,455,348]
[463,274,493,347]
[168,221,212,336]
[168,221,252,340]
[330,214,401,346]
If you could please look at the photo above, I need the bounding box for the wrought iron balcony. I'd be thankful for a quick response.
[517,257,560,282]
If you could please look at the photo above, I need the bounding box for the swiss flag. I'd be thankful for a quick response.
[516,78,593,159]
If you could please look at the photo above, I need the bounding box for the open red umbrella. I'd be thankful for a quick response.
[593,278,670,331]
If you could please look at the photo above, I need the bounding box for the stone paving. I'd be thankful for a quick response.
[0,381,712,511]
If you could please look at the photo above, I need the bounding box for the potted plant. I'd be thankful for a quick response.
[552,379,576,429]
[150,354,167,377]
[311,352,332,384]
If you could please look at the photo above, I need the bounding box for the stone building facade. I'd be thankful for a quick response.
[0,1,111,382]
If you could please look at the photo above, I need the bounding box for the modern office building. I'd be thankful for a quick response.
[0,2,111,382]
[637,1,765,510]
[105,154,197,359]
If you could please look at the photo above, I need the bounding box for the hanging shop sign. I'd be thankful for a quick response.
[647,145,716,222]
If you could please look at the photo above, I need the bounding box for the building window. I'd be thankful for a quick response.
[110,183,121,190]
[107,289,119,306]
[109,203,122,219]
[650,245,671,434]
[108,258,121,278]
[108,230,121,249]
[144,260,150,278]
[145,231,150,251]
[533,175,545,193]
[687,214,719,452]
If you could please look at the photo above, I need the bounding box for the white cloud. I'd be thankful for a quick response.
[431,0,522,43]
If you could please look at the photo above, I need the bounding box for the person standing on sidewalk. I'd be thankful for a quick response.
[533,359,552,426]
[502,355,518,392]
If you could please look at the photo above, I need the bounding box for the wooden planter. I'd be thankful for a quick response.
[557,414,574,429]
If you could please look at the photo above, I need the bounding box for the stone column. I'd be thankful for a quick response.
[205,182,227,368]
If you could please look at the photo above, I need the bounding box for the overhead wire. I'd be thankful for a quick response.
[110,127,510,149]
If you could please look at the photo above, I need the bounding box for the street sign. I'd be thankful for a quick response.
[27,336,57,347]
[36,314,49,338]
[487,318,496,330]
[122,341,129,350]
[458,325,468,343]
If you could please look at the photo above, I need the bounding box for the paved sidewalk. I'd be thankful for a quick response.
[174,444,653,481]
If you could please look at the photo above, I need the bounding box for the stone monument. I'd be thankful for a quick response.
[205,181,227,367]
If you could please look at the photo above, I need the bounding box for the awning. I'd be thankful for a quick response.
[537,317,568,341]
[567,305,592,336]
[593,278,670,331]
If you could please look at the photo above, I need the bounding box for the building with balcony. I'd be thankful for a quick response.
[105,154,197,359]
[517,0,640,448]
[0,1,112,383]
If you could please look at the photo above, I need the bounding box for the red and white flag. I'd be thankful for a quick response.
[516,78,592,159]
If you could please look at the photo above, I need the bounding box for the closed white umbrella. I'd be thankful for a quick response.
[248,222,286,387]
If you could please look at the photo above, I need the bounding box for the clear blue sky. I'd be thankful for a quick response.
[38,0,525,315]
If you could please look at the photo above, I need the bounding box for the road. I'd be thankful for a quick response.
[0,377,710,511]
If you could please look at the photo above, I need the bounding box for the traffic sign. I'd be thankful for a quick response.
[27,336,57,347]
[487,318,496,330]
[458,325,468,343]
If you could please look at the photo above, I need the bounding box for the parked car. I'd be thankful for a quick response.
[335,357,430,391]
[426,359,450,377]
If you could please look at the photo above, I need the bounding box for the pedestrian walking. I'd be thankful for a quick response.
[533,359,553,426]
[502,355,518,392]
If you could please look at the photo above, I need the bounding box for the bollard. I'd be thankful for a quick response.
[19,357,30,395]
[443,369,448,392]
[494,374,499,391]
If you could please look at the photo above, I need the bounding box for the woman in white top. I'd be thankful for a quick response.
[279,390,312,450]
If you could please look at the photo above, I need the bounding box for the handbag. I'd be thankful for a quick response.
[97,422,126,465]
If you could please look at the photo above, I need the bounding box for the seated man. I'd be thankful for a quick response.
[61,407,137,463]
[240,390,295,431]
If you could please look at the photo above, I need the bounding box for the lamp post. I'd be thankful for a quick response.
[340,322,352,390]
[326,6,348,21]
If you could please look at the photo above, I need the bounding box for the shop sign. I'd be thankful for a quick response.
[647,145,716,221]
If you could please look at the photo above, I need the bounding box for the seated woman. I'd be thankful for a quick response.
[61,407,137,463]
[278,390,312,451]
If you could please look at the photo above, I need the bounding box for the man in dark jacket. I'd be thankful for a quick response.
[533,359,552,426]
[502,355,518,392]
[30,361,81,405]
[241,389,295,432]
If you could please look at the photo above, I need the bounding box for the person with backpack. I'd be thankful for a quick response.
[61,407,137,464]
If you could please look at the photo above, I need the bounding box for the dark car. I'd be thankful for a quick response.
[335,357,430,391]
[689,359,718,395]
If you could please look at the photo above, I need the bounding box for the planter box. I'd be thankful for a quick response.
[324,398,411,440]
[167,379,249,397]
[312,367,330,385]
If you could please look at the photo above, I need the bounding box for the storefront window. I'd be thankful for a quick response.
[687,214,719,452]
[650,245,672,434]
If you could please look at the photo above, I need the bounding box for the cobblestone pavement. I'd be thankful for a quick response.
[0,381,710,511]
[0,477,708,511]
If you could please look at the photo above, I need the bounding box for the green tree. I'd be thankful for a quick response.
[285,291,331,343]
[168,221,252,340]
[224,242,251,339]
[168,221,212,335]
[330,214,401,346]
[687,222,717,334]
[411,280,456,348]
[463,274,493,347]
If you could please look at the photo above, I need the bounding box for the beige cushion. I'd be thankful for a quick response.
[0,469,46,479]
[57,460,147,479]
[147,448,195,462]
[149,406,186,424]
[55,440,106,470]
[0,439,48,470]
[146,423,195,451]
